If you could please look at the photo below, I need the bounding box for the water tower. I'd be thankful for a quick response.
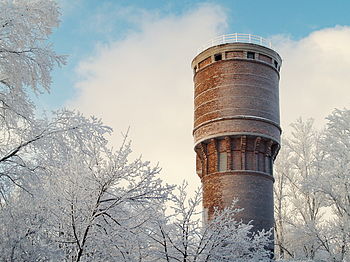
[192,34,282,250]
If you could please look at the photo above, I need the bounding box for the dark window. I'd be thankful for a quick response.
[265,156,272,174]
[214,53,222,61]
[274,60,278,68]
[258,153,265,171]
[193,66,197,74]
[247,52,255,59]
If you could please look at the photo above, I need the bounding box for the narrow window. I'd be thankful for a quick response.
[193,66,197,74]
[274,60,278,68]
[247,52,255,59]
[196,155,202,176]
[246,152,254,170]
[232,152,241,170]
[255,153,259,171]
[218,152,227,172]
[258,153,265,171]
[214,53,222,61]
[270,157,273,175]
[265,156,272,174]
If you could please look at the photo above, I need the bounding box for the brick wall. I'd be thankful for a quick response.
[192,43,282,244]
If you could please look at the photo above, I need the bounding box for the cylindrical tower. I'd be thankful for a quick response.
[192,34,282,247]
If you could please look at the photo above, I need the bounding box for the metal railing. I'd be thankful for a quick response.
[197,33,272,54]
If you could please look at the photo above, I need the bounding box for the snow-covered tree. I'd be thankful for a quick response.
[274,141,294,259]
[0,0,65,202]
[0,1,170,260]
[307,109,350,262]
[0,0,64,93]
[274,109,350,262]
[274,118,326,260]
[0,115,172,261]
[146,183,272,262]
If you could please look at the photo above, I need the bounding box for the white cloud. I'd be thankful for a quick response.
[274,26,350,132]
[68,4,227,189]
[69,1,350,190]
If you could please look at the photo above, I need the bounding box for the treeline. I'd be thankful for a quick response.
[274,109,350,262]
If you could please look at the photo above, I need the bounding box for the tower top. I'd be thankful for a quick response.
[197,33,274,55]
[192,34,282,74]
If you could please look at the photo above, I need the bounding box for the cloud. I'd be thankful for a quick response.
[68,4,227,189]
[69,1,350,190]
[274,26,350,131]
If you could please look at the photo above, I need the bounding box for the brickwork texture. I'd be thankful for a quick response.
[192,42,282,250]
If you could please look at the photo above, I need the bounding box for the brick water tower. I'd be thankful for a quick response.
[192,34,282,248]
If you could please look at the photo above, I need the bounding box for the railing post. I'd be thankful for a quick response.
[235,33,238,42]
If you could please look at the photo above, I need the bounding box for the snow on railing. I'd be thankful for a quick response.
[197,33,272,54]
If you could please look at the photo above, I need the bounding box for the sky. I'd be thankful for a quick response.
[37,0,350,190]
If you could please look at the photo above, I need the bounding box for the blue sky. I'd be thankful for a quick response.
[37,0,350,188]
